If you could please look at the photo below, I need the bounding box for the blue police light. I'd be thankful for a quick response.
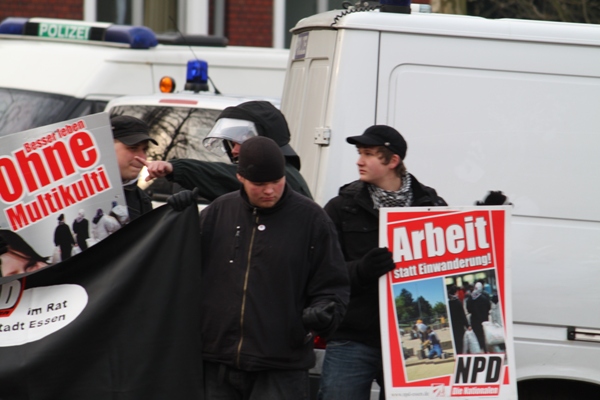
[184,59,209,93]
[104,25,158,49]
[380,0,412,13]
[0,17,28,34]
[0,17,158,49]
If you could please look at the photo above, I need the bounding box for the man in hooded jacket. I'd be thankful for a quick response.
[141,101,312,201]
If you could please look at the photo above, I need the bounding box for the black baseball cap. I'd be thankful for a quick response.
[111,115,157,146]
[346,125,407,160]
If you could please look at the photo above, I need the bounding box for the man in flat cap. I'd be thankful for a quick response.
[195,136,348,399]
[111,115,157,221]
[318,125,447,400]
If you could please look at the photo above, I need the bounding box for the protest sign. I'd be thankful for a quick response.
[379,206,517,399]
[0,204,202,399]
[0,113,125,273]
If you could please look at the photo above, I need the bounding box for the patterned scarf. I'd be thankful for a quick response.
[368,172,413,209]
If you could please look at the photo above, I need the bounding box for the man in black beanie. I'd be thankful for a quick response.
[195,136,349,399]
[139,101,312,202]
[318,125,447,400]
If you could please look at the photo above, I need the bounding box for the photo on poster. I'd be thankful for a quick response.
[445,269,506,357]
[0,113,126,276]
[393,277,455,382]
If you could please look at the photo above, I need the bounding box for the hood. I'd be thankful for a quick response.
[217,101,301,170]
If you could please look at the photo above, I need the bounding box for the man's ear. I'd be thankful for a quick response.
[389,154,401,169]
[236,173,245,183]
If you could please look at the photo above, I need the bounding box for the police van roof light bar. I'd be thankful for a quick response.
[0,17,158,49]
[380,0,412,14]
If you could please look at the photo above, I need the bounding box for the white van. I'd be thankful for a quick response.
[0,17,288,136]
[281,5,600,398]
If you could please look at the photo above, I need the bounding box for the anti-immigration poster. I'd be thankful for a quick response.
[379,206,517,399]
[0,113,125,273]
[0,204,203,399]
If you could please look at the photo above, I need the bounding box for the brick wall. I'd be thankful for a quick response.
[225,0,272,47]
[0,0,83,22]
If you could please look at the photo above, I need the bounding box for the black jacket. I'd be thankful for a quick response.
[199,185,349,371]
[123,184,153,221]
[168,158,312,202]
[323,175,447,348]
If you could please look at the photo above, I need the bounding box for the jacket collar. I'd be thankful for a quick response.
[239,183,291,214]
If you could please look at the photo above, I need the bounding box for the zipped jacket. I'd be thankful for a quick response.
[324,175,447,348]
[199,185,349,371]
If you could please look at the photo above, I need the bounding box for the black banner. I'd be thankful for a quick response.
[0,205,202,399]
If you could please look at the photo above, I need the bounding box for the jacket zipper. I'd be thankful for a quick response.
[236,209,259,367]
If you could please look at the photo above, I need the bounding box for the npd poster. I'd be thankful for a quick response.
[379,207,517,399]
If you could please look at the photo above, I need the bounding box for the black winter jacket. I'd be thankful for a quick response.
[123,183,153,221]
[199,185,349,371]
[323,175,447,348]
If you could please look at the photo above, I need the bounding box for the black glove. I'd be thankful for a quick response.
[302,301,336,332]
[357,247,395,282]
[475,190,512,206]
[167,187,200,211]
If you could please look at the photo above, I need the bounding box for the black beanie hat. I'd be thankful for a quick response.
[237,136,285,183]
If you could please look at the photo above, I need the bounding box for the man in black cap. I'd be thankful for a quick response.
[111,115,157,221]
[0,230,48,277]
[318,125,447,400]
[139,101,312,202]
[194,136,348,399]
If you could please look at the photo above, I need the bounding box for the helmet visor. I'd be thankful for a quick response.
[203,118,259,154]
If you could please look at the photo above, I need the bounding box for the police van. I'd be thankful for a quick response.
[280,2,600,398]
[0,16,288,136]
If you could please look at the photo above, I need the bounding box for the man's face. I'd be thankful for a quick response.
[356,146,399,187]
[0,249,47,277]
[114,140,149,182]
[237,174,286,208]
[226,140,243,162]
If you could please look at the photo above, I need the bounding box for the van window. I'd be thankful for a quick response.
[0,88,73,136]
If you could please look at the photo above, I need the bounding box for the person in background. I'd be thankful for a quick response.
[425,326,444,359]
[140,101,312,202]
[466,282,491,352]
[0,230,48,277]
[318,125,447,400]
[448,285,470,354]
[168,136,348,399]
[72,209,90,251]
[111,115,157,221]
[54,213,75,262]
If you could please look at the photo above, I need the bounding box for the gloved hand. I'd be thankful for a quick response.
[167,187,200,211]
[357,247,395,282]
[475,190,512,206]
[302,301,336,332]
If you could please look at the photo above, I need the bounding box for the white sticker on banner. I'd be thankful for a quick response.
[0,284,88,347]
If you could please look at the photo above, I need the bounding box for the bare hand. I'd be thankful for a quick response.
[135,157,173,181]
